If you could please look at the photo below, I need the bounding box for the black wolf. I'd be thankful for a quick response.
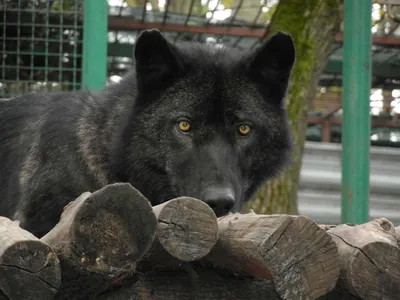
[0,29,295,238]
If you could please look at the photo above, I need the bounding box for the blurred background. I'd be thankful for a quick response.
[1,0,399,225]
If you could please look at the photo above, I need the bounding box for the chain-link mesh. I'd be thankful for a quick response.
[0,0,83,98]
[106,0,278,83]
[2,0,400,101]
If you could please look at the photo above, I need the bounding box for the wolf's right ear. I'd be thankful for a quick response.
[134,29,183,90]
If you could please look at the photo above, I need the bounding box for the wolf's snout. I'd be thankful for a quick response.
[202,187,235,217]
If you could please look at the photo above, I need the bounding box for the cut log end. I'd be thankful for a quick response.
[350,241,400,299]
[41,183,158,299]
[205,213,340,300]
[327,218,400,300]
[0,217,61,300]
[43,183,157,271]
[71,184,157,269]
[153,196,219,262]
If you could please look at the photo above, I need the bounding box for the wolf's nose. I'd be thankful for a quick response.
[202,187,235,217]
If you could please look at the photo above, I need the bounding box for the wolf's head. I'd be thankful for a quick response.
[114,29,295,216]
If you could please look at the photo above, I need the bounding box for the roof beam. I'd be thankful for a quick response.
[108,16,266,38]
[108,16,400,46]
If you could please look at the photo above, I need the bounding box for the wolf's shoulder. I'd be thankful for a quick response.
[0,89,105,117]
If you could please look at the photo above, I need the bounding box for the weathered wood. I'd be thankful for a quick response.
[0,217,61,300]
[138,196,218,270]
[319,286,361,300]
[326,218,400,300]
[96,264,358,300]
[41,183,158,300]
[319,224,335,231]
[395,226,400,248]
[203,212,340,300]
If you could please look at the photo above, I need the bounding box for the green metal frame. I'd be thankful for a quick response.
[341,0,372,224]
[81,0,108,90]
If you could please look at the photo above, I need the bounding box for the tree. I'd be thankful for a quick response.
[247,0,343,214]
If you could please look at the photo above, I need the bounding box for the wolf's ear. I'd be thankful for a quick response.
[248,31,295,95]
[134,29,183,89]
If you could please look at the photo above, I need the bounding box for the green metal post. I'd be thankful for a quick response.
[81,0,108,90]
[341,0,372,224]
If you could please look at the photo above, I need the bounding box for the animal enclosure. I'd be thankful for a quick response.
[1,183,399,300]
[0,0,85,98]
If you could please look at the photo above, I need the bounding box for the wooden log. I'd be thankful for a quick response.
[320,286,362,300]
[325,218,400,300]
[202,212,340,300]
[96,264,358,300]
[138,196,218,271]
[41,182,158,300]
[0,217,61,300]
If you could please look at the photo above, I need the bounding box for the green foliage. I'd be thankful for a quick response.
[260,3,278,23]
[51,0,76,11]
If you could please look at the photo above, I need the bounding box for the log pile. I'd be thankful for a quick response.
[319,220,400,300]
[0,183,399,300]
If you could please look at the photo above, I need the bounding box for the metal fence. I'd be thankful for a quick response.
[0,0,84,98]
[0,0,107,98]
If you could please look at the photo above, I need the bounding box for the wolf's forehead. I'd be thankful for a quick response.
[165,78,268,122]
[172,72,263,106]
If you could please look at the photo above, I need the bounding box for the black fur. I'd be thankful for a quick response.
[0,29,295,237]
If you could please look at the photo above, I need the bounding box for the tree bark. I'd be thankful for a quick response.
[247,0,343,214]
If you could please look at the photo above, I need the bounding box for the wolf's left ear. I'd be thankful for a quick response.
[248,31,295,91]
[134,29,183,90]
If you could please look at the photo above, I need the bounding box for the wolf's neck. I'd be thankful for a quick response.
[76,82,135,187]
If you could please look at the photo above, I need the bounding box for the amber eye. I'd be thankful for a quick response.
[178,119,191,133]
[238,124,251,136]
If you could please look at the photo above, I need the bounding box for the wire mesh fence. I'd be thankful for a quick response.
[2,0,400,99]
[106,0,276,83]
[0,0,83,98]
[1,0,275,97]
